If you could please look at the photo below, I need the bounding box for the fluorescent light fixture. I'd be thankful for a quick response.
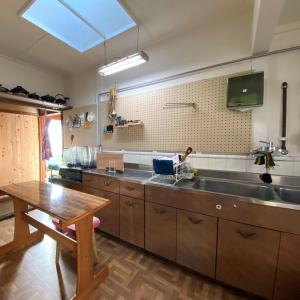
[98,51,149,76]
[21,0,136,52]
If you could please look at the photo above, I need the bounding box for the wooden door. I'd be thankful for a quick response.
[274,233,300,300]
[120,195,144,248]
[85,187,120,237]
[0,112,39,186]
[216,219,280,299]
[177,209,217,277]
[145,202,176,261]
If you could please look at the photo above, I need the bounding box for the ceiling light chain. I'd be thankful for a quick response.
[104,40,107,65]
[136,25,140,51]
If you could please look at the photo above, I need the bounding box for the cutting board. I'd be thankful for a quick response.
[97,152,124,171]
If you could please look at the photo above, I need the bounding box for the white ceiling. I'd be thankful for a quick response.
[0,0,298,76]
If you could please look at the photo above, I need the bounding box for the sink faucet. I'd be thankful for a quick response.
[251,140,288,155]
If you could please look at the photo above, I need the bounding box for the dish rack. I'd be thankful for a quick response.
[150,160,189,186]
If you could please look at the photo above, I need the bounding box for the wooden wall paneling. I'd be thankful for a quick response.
[15,114,23,183]
[0,113,12,186]
[38,115,46,182]
[0,112,39,187]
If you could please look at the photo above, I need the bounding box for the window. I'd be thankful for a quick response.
[22,0,136,52]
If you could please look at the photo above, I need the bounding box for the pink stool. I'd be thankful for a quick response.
[52,216,100,265]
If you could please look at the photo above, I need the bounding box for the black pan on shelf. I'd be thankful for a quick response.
[10,85,29,97]
[0,84,9,93]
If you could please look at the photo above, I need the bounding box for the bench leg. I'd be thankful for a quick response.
[56,242,61,265]
[73,215,108,300]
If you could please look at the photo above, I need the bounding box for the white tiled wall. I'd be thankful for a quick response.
[103,150,300,177]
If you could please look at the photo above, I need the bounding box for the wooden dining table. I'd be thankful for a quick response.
[0,181,111,300]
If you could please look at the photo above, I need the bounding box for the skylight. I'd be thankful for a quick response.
[21,0,136,52]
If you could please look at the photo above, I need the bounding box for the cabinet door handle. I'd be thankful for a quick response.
[236,229,256,239]
[125,185,135,191]
[154,207,166,214]
[104,181,111,186]
[125,201,134,207]
[188,216,202,224]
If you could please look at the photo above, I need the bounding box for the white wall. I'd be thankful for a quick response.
[64,16,300,175]
[0,53,64,95]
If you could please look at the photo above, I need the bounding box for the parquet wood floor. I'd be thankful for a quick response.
[0,212,253,300]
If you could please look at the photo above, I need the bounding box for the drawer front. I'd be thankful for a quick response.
[100,176,120,193]
[120,195,145,248]
[82,174,102,190]
[120,181,144,199]
[216,219,280,299]
[145,202,176,261]
[177,209,217,278]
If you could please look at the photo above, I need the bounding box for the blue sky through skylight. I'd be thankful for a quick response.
[22,0,136,52]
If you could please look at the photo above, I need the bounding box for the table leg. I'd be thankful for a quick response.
[0,198,43,257]
[73,215,108,300]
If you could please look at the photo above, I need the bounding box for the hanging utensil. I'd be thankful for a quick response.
[108,87,117,120]
[181,147,193,162]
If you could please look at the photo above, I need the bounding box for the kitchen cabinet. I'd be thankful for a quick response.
[96,190,120,237]
[216,219,280,299]
[120,195,144,248]
[177,209,217,277]
[145,202,176,261]
[84,186,120,237]
[274,233,300,300]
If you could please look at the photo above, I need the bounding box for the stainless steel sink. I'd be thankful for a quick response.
[193,178,278,200]
[274,187,300,205]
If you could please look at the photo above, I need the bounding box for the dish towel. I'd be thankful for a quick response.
[153,159,175,175]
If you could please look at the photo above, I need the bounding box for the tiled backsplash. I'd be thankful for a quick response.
[103,150,300,177]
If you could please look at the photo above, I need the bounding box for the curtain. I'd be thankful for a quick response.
[42,117,53,160]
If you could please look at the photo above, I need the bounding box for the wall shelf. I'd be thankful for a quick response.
[0,92,72,113]
[115,121,143,128]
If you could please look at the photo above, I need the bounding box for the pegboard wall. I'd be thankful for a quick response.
[100,76,252,153]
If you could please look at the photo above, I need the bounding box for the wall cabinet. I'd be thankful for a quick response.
[177,209,217,277]
[145,202,176,261]
[274,233,300,300]
[216,219,280,299]
[120,195,144,248]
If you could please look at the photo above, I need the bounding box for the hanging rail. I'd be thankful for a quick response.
[98,45,300,97]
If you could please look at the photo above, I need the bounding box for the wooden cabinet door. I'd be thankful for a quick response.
[86,187,120,237]
[274,233,300,300]
[120,195,144,248]
[177,210,217,278]
[145,202,176,261]
[216,219,280,299]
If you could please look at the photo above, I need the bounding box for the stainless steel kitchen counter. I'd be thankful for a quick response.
[145,171,300,211]
[83,168,153,184]
[62,166,300,211]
